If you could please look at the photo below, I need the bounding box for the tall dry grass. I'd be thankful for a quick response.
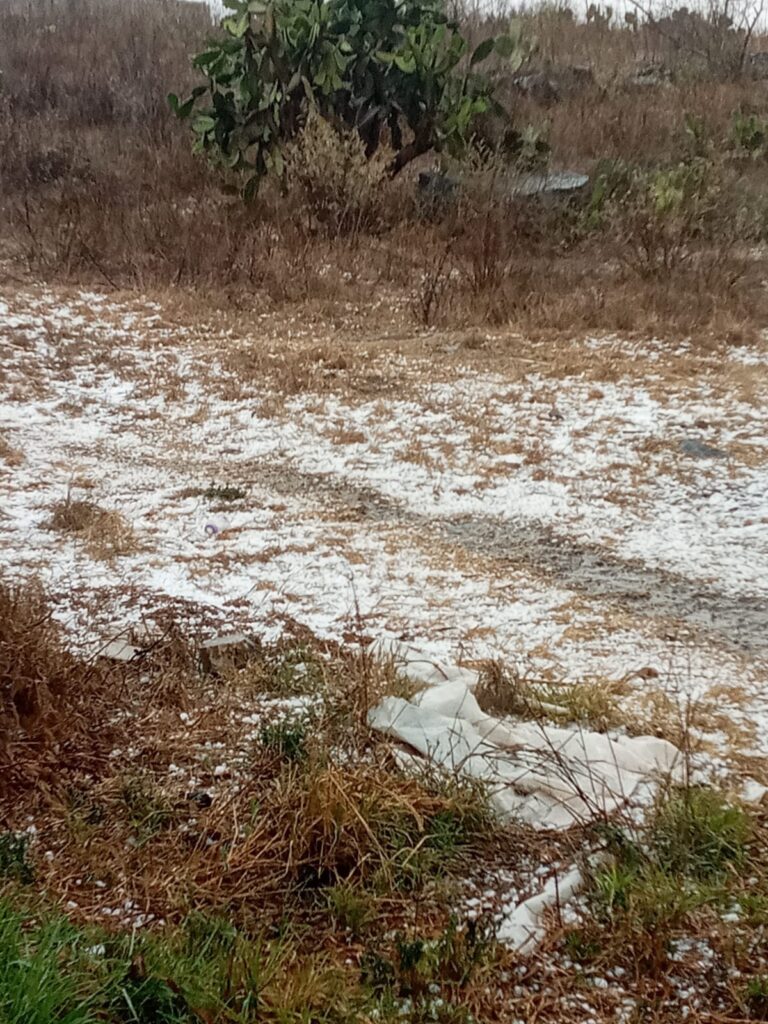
[0,0,766,336]
[0,581,118,798]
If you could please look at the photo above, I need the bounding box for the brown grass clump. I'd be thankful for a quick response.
[0,434,23,466]
[48,496,104,533]
[47,495,138,559]
[186,759,491,921]
[0,581,116,797]
[476,659,626,732]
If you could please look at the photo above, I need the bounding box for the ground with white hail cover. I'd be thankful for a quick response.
[2,284,768,961]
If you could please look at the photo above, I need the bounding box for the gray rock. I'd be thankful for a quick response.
[417,168,590,205]
[199,632,255,675]
[99,639,139,662]
[511,170,590,198]
[679,438,728,459]
[513,71,560,104]
[511,64,595,104]
[749,51,768,78]
[186,789,213,808]
[623,61,673,90]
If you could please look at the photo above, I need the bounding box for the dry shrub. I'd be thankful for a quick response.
[412,240,456,327]
[0,582,111,796]
[475,659,535,719]
[476,660,625,732]
[285,110,403,235]
[130,620,202,709]
[455,160,518,294]
[47,496,138,559]
[0,0,766,340]
[0,434,23,467]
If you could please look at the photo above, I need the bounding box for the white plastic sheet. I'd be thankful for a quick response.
[368,639,681,830]
[368,639,683,952]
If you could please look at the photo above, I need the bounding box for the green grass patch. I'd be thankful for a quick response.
[0,833,34,885]
[120,775,177,844]
[259,718,310,762]
[203,482,248,503]
[574,787,757,967]
[0,895,500,1024]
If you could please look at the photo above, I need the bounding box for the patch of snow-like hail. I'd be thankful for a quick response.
[2,289,768,756]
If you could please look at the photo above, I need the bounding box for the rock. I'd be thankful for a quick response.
[99,639,140,663]
[513,71,560,104]
[511,64,595,104]
[623,60,673,90]
[185,789,213,808]
[679,437,728,460]
[417,168,590,206]
[749,51,768,78]
[510,170,590,198]
[741,778,768,804]
[199,633,255,676]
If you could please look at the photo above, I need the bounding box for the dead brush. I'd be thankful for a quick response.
[189,756,492,917]
[47,494,138,559]
[284,109,403,237]
[0,580,115,798]
[223,339,367,396]
[476,660,625,732]
[475,659,538,719]
[132,621,201,710]
[0,434,23,466]
[412,240,455,327]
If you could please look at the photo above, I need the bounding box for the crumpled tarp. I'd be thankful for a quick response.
[368,638,681,830]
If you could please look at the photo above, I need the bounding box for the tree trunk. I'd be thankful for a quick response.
[387,131,432,176]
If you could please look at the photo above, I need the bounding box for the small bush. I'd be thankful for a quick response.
[653,787,751,879]
[0,834,34,885]
[604,159,722,275]
[285,111,396,236]
[203,482,248,503]
[731,110,768,160]
[259,719,310,763]
[587,787,752,965]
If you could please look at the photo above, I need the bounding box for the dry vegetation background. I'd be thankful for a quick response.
[1,0,767,338]
[3,4,768,1020]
